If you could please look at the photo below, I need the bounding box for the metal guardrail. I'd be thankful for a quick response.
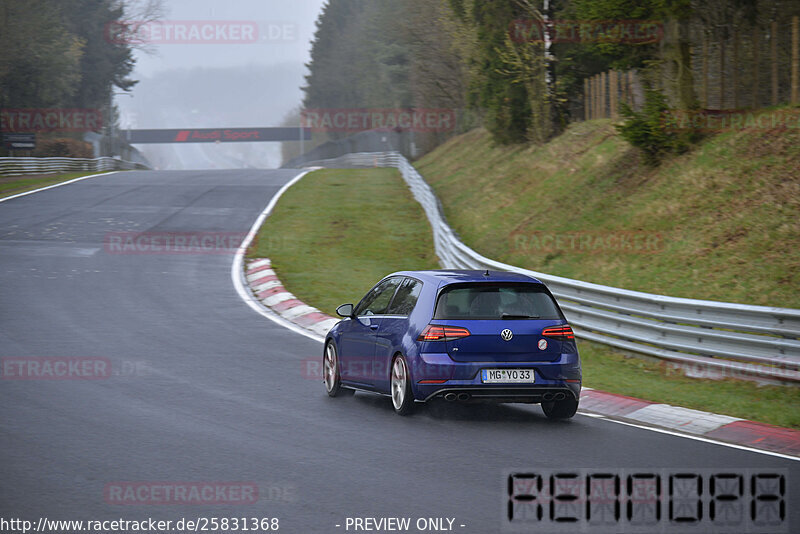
[0,157,149,177]
[299,151,800,383]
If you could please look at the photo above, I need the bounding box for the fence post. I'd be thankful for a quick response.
[792,16,799,105]
[752,27,760,108]
[702,35,709,108]
[599,73,604,118]
[601,71,607,118]
[628,71,635,108]
[771,20,778,106]
[733,29,739,109]
[719,34,726,109]
[620,70,627,110]
[609,70,618,118]
[584,78,590,120]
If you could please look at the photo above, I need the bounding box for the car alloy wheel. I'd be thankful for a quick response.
[391,355,414,415]
[324,342,353,397]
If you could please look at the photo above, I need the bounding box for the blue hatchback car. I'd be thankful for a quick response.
[323,270,581,418]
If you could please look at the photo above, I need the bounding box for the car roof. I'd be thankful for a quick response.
[386,269,543,286]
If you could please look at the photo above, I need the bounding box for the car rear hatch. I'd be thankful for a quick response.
[432,319,565,362]
[427,281,570,363]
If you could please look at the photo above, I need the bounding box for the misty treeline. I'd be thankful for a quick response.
[0,0,160,120]
[300,0,800,152]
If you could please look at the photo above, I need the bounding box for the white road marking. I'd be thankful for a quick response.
[578,412,800,461]
[230,170,323,343]
[0,171,119,203]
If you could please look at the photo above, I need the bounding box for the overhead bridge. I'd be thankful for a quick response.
[122,127,311,144]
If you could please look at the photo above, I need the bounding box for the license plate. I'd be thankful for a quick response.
[481,368,535,384]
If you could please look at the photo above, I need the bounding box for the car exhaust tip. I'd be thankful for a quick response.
[444,393,457,402]
[543,392,554,401]
[457,393,470,401]
[554,392,566,401]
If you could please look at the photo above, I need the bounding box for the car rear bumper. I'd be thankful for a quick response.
[422,386,578,403]
[410,351,581,402]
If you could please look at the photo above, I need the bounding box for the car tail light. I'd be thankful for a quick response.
[417,325,471,342]
[541,325,575,340]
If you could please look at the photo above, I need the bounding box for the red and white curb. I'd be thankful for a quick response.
[242,258,800,459]
[245,258,338,339]
[580,388,800,458]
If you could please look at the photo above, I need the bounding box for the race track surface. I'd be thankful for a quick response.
[1,170,796,533]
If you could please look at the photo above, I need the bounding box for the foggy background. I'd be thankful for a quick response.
[117,0,327,169]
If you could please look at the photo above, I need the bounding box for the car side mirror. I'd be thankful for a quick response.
[336,303,354,318]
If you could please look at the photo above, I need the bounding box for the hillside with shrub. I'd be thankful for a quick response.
[415,108,799,308]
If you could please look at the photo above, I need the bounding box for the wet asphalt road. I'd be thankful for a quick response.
[0,169,796,533]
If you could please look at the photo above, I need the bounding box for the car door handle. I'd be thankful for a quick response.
[370,324,379,330]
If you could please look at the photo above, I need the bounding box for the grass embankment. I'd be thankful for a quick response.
[415,113,799,308]
[0,171,109,199]
[582,343,799,428]
[247,168,438,314]
[248,167,800,428]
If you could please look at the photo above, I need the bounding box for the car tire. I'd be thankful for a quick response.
[541,396,579,419]
[390,355,414,415]
[323,341,354,398]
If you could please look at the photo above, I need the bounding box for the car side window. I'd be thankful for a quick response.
[386,278,422,316]
[354,277,402,316]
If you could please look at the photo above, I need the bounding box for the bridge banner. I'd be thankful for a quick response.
[124,127,311,143]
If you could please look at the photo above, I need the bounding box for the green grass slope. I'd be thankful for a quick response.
[247,168,438,314]
[415,113,799,308]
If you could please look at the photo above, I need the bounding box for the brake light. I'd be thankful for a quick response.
[417,325,471,342]
[541,325,575,340]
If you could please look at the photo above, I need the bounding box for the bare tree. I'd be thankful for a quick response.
[111,0,166,55]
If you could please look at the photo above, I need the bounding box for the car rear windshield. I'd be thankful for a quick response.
[434,282,563,320]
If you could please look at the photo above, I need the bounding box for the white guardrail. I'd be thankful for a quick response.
[0,157,148,176]
[300,151,800,383]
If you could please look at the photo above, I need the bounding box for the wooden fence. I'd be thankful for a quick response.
[585,15,800,120]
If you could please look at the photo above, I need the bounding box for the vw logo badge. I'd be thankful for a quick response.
[538,339,548,350]
[500,329,513,341]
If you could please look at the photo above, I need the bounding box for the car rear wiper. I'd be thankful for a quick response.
[501,313,540,319]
